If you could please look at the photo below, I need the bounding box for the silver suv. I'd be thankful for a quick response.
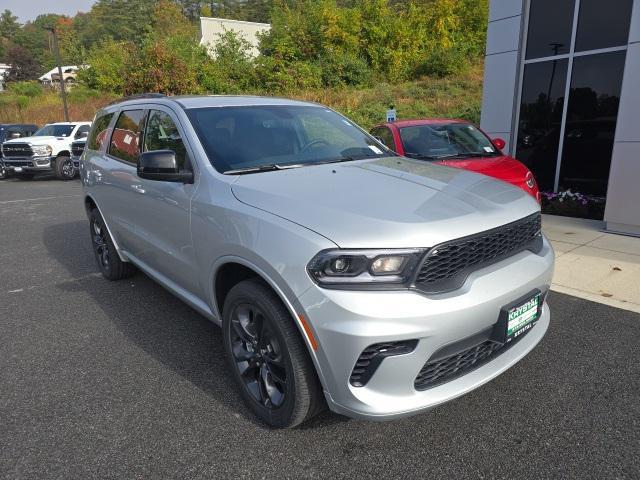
[81,95,554,428]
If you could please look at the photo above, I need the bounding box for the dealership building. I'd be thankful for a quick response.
[480,0,640,236]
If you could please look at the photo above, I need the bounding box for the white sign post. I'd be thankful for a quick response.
[386,107,397,123]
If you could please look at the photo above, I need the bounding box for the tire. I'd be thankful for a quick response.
[17,173,35,180]
[222,278,323,428]
[89,208,136,280]
[55,155,76,180]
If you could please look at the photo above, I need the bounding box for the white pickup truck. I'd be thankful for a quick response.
[1,122,91,180]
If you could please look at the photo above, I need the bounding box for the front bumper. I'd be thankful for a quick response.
[297,235,555,421]
[2,156,55,172]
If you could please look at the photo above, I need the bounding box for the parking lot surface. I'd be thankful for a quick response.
[1,178,639,479]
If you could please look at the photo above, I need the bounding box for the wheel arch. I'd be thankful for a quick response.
[211,257,328,391]
[84,194,128,263]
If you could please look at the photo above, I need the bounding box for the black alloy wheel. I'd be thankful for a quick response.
[88,208,136,280]
[222,279,323,428]
[229,303,288,408]
[91,217,110,272]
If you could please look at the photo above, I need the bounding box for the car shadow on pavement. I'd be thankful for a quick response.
[42,219,347,429]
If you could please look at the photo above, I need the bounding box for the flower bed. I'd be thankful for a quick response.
[541,190,606,220]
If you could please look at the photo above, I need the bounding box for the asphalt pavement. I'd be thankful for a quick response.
[1,177,639,479]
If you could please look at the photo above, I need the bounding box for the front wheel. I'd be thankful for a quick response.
[55,155,76,180]
[222,279,323,428]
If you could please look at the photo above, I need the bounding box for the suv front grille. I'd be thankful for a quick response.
[414,213,542,294]
[4,160,34,167]
[71,142,85,157]
[414,333,529,391]
[2,143,33,158]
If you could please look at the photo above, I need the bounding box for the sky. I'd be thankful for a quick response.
[3,0,97,23]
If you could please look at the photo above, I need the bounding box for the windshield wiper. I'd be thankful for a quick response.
[224,163,305,175]
[405,152,439,160]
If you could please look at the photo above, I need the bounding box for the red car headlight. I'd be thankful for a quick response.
[525,171,536,189]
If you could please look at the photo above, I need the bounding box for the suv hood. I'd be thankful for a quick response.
[231,157,540,248]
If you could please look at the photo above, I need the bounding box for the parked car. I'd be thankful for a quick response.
[0,124,39,179]
[82,95,554,428]
[371,119,540,201]
[1,122,91,180]
[71,139,87,177]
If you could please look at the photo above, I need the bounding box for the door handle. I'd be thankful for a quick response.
[130,184,146,194]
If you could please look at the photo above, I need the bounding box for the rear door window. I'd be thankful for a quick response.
[87,113,114,151]
[143,110,188,169]
[109,110,146,163]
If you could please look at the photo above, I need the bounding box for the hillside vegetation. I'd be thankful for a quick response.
[0,0,487,128]
[0,62,483,129]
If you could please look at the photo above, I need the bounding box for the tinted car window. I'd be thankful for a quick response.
[371,127,395,150]
[187,105,387,173]
[399,124,498,159]
[109,110,146,163]
[6,127,25,139]
[87,113,114,151]
[33,124,75,137]
[75,125,90,139]
[143,110,188,169]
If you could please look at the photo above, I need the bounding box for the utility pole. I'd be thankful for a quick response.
[46,26,69,122]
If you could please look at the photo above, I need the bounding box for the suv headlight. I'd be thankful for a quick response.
[307,249,425,289]
[32,145,52,157]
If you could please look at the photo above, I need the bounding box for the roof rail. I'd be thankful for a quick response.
[107,93,167,106]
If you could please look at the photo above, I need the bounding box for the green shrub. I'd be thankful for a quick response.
[9,81,43,98]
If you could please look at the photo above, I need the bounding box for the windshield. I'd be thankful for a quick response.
[399,123,499,160]
[186,105,390,173]
[33,124,75,137]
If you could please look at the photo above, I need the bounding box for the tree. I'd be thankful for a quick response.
[150,0,197,38]
[0,9,20,38]
[78,0,158,46]
[5,44,41,80]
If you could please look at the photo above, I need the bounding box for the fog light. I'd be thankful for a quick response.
[36,159,50,166]
[371,256,406,275]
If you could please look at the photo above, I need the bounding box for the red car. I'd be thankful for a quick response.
[371,119,540,201]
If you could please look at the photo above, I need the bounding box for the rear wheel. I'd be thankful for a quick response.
[222,278,323,428]
[89,208,136,280]
[55,155,75,180]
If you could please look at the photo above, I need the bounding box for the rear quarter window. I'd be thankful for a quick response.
[87,113,114,151]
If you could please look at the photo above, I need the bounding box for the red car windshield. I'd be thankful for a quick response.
[399,123,500,160]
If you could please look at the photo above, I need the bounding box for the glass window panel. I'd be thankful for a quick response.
[109,110,145,163]
[87,113,114,151]
[526,0,576,59]
[559,51,626,197]
[144,110,188,169]
[516,59,569,191]
[371,126,395,150]
[575,0,633,52]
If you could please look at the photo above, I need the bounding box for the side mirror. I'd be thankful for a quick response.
[76,131,89,139]
[137,150,193,183]
[9,132,22,139]
[492,137,506,151]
